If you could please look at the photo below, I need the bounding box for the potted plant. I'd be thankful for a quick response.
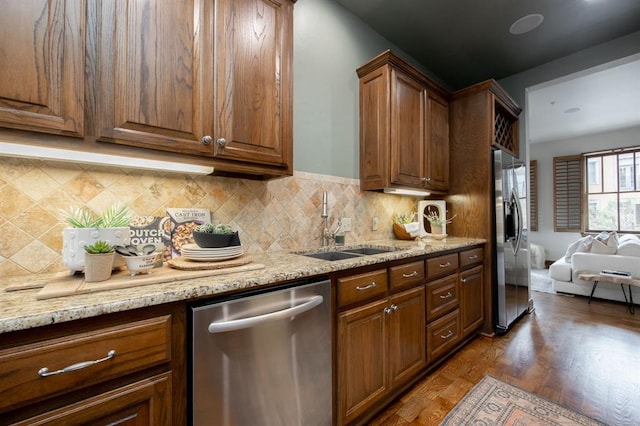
[192,223,241,248]
[83,240,115,282]
[424,211,456,235]
[61,204,132,274]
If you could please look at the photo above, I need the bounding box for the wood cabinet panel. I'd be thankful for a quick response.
[426,253,459,280]
[13,373,172,426]
[96,0,214,155]
[460,265,484,336]
[459,247,483,269]
[0,315,171,413]
[426,274,459,322]
[337,298,388,425]
[388,286,426,388]
[390,69,425,187]
[213,0,293,170]
[425,95,449,191]
[338,269,388,307]
[389,260,425,291]
[0,0,84,137]
[426,309,460,363]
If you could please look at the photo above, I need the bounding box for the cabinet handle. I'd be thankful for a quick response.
[38,350,116,377]
[439,292,453,299]
[356,282,377,291]
[440,331,454,339]
[201,135,213,145]
[384,307,393,315]
[391,304,398,312]
[216,138,227,147]
[421,177,431,182]
[439,262,452,268]
[468,255,479,260]
[402,271,418,278]
[461,278,467,283]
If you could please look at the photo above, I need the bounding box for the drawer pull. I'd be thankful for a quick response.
[440,331,454,339]
[38,350,116,377]
[439,262,452,268]
[402,271,419,278]
[468,255,479,260]
[356,282,377,291]
[439,292,453,299]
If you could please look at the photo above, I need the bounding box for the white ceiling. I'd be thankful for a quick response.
[527,54,640,144]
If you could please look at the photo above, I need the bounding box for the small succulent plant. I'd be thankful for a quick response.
[424,211,456,226]
[62,204,132,228]
[194,223,235,234]
[83,240,115,254]
[393,212,417,224]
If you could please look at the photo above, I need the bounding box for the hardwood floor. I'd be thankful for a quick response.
[370,291,640,425]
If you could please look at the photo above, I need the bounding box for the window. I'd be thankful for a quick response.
[554,155,582,232]
[586,149,640,232]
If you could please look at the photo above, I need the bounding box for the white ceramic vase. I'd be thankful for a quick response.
[62,227,130,274]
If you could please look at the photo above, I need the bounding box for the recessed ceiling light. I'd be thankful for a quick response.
[509,14,544,35]
[564,107,582,114]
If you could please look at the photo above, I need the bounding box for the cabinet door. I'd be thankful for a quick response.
[96,0,215,155]
[390,68,426,187]
[460,265,484,336]
[425,95,449,191]
[13,373,172,426]
[0,0,84,137]
[213,0,293,170]
[388,286,426,388]
[337,299,388,425]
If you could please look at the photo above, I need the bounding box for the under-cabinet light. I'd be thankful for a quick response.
[383,188,431,197]
[0,142,214,175]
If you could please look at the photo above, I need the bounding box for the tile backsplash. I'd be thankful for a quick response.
[0,157,415,277]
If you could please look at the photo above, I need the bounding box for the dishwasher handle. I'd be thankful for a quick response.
[208,295,324,333]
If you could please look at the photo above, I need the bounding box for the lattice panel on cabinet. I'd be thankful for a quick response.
[494,108,516,154]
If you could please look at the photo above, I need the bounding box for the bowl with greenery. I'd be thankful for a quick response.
[192,223,241,248]
[61,204,132,274]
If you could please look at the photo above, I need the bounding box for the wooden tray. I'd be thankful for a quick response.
[167,255,252,270]
[4,260,265,300]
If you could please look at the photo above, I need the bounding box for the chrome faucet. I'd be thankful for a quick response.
[321,191,342,247]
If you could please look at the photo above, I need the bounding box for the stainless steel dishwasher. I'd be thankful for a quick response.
[190,278,332,426]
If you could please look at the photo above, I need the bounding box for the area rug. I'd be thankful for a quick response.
[440,376,604,425]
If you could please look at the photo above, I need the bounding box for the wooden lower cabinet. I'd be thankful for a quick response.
[337,286,425,425]
[460,265,484,337]
[13,373,172,426]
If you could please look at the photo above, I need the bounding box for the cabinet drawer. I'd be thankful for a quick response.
[427,309,461,363]
[389,260,425,291]
[338,269,388,307]
[0,315,172,412]
[426,274,459,321]
[426,253,458,280]
[459,247,483,269]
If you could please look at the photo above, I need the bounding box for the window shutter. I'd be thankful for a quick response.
[554,155,582,232]
[530,160,538,231]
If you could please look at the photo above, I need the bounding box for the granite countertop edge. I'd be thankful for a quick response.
[0,238,485,335]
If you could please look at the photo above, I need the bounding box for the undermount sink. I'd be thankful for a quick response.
[297,245,399,261]
[302,251,361,261]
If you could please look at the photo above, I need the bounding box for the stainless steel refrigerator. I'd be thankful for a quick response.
[494,149,531,334]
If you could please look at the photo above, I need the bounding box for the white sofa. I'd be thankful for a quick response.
[549,233,640,303]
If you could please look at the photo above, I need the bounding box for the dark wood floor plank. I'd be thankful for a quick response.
[371,291,640,425]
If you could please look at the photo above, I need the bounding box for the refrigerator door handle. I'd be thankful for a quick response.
[511,189,522,255]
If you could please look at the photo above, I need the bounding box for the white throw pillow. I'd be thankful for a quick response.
[616,240,640,257]
[591,239,616,254]
[564,235,593,262]
[619,234,639,244]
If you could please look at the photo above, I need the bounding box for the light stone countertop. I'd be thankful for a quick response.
[0,237,485,335]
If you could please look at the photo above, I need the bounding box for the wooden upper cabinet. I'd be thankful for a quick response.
[425,95,450,191]
[95,0,293,174]
[96,0,215,155]
[213,0,293,170]
[357,50,450,193]
[0,0,85,137]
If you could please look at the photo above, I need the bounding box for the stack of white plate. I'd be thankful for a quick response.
[181,244,243,262]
